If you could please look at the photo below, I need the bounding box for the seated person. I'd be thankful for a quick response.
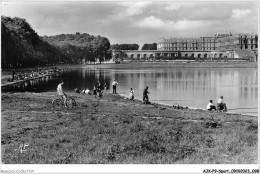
[85,88,91,94]
[207,100,216,111]
[75,88,80,94]
[57,81,67,107]
[81,89,85,94]
[217,96,227,112]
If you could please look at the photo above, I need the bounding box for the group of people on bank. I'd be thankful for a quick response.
[58,79,227,112]
[74,80,119,97]
[207,96,227,112]
[72,79,150,104]
[9,66,62,82]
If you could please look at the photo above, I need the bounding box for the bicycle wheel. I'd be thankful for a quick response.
[67,98,76,108]
[52,99,63,109]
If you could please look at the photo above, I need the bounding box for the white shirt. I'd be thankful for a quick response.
[112,81,118,86]
[85,89,90,94]
[217,98,223,104]
[207,102,213,109]
[57,84,63,95]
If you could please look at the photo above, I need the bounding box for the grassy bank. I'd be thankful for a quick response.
[1,91,257,164]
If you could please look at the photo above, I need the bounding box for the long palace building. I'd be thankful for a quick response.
[112,31,258,61]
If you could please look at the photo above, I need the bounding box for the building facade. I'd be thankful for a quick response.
[157,32,232,51]
[112,32,258,61]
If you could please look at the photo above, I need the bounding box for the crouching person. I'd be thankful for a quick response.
[217,96,227,112]
[207,100,216,111]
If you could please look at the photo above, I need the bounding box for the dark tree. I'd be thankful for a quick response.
[2,16,111,68]
[111,44,139,50]
[1,16,64,68]
[43,33,111,64]
[141,43,157,50]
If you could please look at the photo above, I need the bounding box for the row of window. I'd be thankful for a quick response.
[162,48,216,51]
[159,38,258,48]
[160,39,216,42]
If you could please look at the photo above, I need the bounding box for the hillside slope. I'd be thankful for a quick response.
[1,16,64,68]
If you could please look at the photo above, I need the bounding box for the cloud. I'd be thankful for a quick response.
[164,2,193,11]
[1,1,258,45]
[231,9,251,18]
[100,1,151,23]
[136,16,206,31]
[165,4,182,11]
[118,2,150,16]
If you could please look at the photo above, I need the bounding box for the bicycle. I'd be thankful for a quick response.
[52,95,76,109]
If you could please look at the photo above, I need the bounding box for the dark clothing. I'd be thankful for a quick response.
[207,105,216,111]
[93,88,97,95]
[143,88,149,102]
[143,95,149,102]
[113,85,117,94]
[143,88,149,96]
[96,84,102,97]
[12,69,15,82]
[217,103,227,112]
[96,84,102,92]
[75,89,80,94]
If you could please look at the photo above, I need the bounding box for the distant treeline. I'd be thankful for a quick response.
[42,33,111,65]
[111,44,139,50]
[1,16,111,69]
[111,43,157,50]
[141,43,157,50]
[1,16,158,69]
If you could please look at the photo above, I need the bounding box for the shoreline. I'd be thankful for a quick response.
[118,93,257,117]
[1,73,52,87]
[1,67,68,87]
[81,61,258,69]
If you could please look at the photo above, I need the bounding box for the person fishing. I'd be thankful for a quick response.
[129,88,134,100]
[96,82,102,98]
[143,86,150,104]
[112,80,118,94]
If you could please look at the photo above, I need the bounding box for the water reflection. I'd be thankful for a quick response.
[2,67,258,116]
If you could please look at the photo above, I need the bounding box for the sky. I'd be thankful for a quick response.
[1,0,258,48]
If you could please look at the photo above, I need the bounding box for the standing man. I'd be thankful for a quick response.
[112,79,118,94]
[143,86,150,104]
[12,69,16,82]
[57,81,67,107]
[96,81,102,97]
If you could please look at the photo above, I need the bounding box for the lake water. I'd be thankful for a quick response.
[2,66,258,116]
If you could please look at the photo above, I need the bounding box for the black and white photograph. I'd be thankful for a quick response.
[1,0,258,173]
